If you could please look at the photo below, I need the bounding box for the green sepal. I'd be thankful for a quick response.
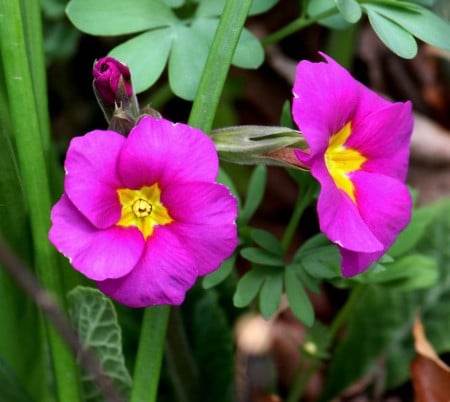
[211,125,306,167]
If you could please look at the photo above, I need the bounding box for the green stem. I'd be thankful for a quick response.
[329,284,366,338]
[262,8,338,46]
[165,307,199,402]
[188,0,253,132]
[0,1,82,401]
[286,358,320,402]
[20,0,51,154]
[131,1,252,401]
[130,306,170,402]
[281,183,316,253]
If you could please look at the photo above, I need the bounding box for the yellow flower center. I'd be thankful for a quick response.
[116,184,173,239]
[324,122,366,203]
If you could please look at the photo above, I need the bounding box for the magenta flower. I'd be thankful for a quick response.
[93,57,133,107]
[49,116,238,307]
[292,53,413,277]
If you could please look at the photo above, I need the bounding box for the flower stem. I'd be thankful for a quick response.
[131,1,252,400]
[188,0,253,132]
[281,181,316,253]
[262,8,338,46]
[329,284,366,339]
[130,306,170,402]
[0,1,82,400]
[165,307,199,402]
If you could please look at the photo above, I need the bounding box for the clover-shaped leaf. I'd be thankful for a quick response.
[67,0,267,100]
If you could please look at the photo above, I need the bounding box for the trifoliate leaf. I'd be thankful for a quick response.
[336,0,362,23]
[232,28,264,69]
[66,0,177,35]
[168,24,210,100]
[109,27,173,94]
[367,9,418,58]
[364,3,450,51]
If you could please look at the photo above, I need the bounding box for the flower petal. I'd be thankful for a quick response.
[313,162,383,253]
[339,248,385,277]
[97,225,198,307]
[49,194,144,280]
[162,181,238,275]
[64,130,125,228]
[118,116,219,189]
[339,171,412,276]
[292,53,359,157]
[353,171,412,250]
[347,101,413,181]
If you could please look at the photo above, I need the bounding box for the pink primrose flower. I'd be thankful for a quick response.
[49,116,238,307]
[93,57,133,107]
[292,53,413,277]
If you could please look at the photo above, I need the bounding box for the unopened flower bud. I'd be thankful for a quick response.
[93,57,133,106]
[93,57,139,124]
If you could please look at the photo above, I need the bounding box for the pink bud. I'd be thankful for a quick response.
[93,57,133,107]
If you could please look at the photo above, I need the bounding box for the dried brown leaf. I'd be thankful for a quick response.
[411,316,450,402]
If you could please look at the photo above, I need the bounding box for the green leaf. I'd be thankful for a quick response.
[336,0,362,23]
[233,268,268,307]
[320,287,415,401]
[163,0,184,7]
[240,247,284,266]
[362,254,438,291]
[388,205,435,258]
[364,3,450,51]
[109,27,173,94]
[285,270,315,326]
[192,290,234,402]
[189,18,263,70]
[366,9,418,58]
[67,287,132,401]
[202,253,236,289]
[195,0,278,17]
[259,272,283,318]
[251,229,283,256]
[248,0,279,15]
[239,164,267,225]
[0,358,34,402]
[300,245,342,280]
[320,199,450,398]
[218,168,241,208]
[308,0,350,29]
[289,263,321,294]
[66,0,177,35]
[293,233,330,258]
[168,24,209,100]
[232,28,264,69]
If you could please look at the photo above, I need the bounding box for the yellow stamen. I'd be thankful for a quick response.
[116,184,173,239]
[324,122,366,203]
